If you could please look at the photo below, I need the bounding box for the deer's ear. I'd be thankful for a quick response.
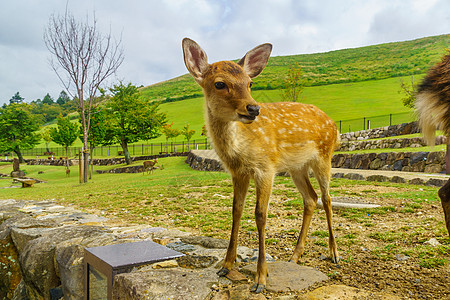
[238,43,272,78]
[182,38,209,83]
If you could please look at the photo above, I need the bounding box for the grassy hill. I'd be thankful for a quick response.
[140,34,449,101]
[35,34,450,149]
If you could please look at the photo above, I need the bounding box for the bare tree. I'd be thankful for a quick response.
[44,11,124,183]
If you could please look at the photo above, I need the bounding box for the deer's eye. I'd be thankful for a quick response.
[249,82,253,88]
[215,82,226,90]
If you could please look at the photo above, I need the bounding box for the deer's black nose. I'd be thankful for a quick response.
[246,105,260,117]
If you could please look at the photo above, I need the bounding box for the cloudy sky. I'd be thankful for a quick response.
[0,0,449,105]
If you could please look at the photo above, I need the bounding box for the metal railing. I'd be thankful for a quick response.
[19,139,210,158]
[336,111,413,133]
[14,112,415,158]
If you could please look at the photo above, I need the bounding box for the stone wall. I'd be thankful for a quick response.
[332,151,445,173]
[0,199,233,299]
[186,150,446,174]
[338,136,446,152]
[26,152,189,167]
[339,121,420,141]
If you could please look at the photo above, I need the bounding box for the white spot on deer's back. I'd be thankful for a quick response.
[278,128,286,134]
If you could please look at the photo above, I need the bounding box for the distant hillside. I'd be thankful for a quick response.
[140,34,449,101]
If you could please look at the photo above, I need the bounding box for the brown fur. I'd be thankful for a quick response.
[143,159,157,174]
[416,52,450,144]
[183,38,340,293]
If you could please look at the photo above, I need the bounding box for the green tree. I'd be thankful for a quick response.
[9,92,24,104]
[50,114,79,169]
[0,103,40,163]
[182,123,196,143]
[41,127,53,154]
[399,76,417,109]
[103,83,167,164]
[56,90,70,106]
[162,122,181,143]
[42,93,54,105]
[282,62,304,102]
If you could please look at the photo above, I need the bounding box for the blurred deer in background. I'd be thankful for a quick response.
[415,52,450,237]
[182,38,340,293]
[143,159,158,174]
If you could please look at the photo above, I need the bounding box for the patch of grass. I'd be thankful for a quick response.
[369,231,403,242]
[314,240,327,247]
[343,233,358,240]
[419,258,447,268]
[311,230,328,238]
[265,238,279,245]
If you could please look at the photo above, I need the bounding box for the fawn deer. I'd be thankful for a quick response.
[143,159,158,174]
[182,38,340,293]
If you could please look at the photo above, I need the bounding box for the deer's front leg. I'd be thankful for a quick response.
[217,174,250,276]
[250,174,274,293]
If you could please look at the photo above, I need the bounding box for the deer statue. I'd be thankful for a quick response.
[143,159,158,174]
[182,38,340,293]
[415,52,450,237]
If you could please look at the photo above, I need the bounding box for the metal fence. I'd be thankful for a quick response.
[16,112,415,158]
[336,111,413,133]
[20,139,210,158]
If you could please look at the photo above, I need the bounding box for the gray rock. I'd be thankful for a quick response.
[242,261,328,293]
[55,233,116,300]
[20,225,109,299]
[181,236,228,249]
[10,227,55,255]
[396,254,409,261]
[425,178,446,187]
[366,175,390,182]
[166,241,196,253]
[409,178,425,185]
[391,176,407,184]
[113,267,219,300]
[344,173,365,181]
[177,255,218,269]
[242,249,275,263]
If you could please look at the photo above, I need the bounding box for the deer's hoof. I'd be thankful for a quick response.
[250,283,266,293]
[331,256,342,264]
[217,267,230,277]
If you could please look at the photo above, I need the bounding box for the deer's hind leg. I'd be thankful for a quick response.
[289,168,318,263]
[311,161,339,263]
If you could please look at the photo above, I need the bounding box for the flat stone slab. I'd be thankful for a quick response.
[113,267,219,300]
[299,284,401,300]
[242,261,328,293]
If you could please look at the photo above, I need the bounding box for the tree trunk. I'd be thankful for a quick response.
[46,142,50,153]
[65,146,69,169]
[89,143,95,180]
[82,125,89,183]
[121,141,132,165]
[13,147,25,163]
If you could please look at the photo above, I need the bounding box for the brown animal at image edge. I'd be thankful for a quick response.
[143,159,158,174]
[416,52,450,237]
[182,38,340,293]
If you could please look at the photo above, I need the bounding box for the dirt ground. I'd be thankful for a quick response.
[232,182,450,299]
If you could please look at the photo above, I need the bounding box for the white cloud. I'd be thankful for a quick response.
[0,0,449,104]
